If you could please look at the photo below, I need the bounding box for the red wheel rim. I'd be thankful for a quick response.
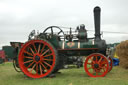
[84,53,109,77]
[18,40,56,78]
[108,57,113,72]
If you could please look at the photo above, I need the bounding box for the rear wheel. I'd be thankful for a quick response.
[84,53,109,77]
[18,39,58,78]
[108,57,113,72]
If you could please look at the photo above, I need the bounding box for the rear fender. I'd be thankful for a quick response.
[10,42,24,68]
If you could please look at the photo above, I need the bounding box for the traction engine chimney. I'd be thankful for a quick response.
[94,6,101,41]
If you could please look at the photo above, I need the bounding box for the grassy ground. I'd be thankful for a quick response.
[0,62,128,85]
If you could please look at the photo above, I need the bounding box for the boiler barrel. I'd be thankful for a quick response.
[59,40,98,49]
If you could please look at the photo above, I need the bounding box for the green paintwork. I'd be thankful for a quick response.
[48,35,61,48]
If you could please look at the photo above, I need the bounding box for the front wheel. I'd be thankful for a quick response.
[84,53,109,77]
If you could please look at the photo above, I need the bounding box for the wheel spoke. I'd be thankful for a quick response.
[41,49,50,56]
[24,60,33,64]
[51,27,53,34]
[39,64,43,75]
[88,67,93,69]
[95,69,99,76]
[30,63,36,73]
[92,69,95,74]
[92,60,95,64]
[40,44,45,54]
[101,65,107,72]
[95,56,98,62]
[38,44,41,53]
[90,57,93,62]
[24,51,33,56]
[58,30,62,35]
[43,59,53,61]
[32,43,37,53]
[99,69,104,74]
[87,62,92,65]
[43,53,53,58]
[27,61,35,68]
[102,67,106,72]
[98,57,103,63]
[36,63,38,74]
[96,71,98,76]
[101,62,107,65]
[29,46,35,54]
[43,61,52,67]
[39,62,48,71]
[90,57,95,64]
[24,56,33,59]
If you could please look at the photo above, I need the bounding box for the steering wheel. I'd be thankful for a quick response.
[43,26,65,40]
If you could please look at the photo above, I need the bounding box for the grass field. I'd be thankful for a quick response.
[0,62,128,85]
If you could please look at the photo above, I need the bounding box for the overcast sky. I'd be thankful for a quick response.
[0,0,128,49]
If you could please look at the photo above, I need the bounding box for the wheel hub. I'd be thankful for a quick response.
[94,63,99,68]
[35,55,40,62]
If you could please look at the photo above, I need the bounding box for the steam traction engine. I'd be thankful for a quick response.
[11,6,113,78]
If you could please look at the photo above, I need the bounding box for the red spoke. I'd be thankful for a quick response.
[101,66,107,72]
[102,68,106,72]
[30,63,36,73]
[101,62,107,65]
[90,57,93,62]
[43,59,53,61]
[91,69,95,74]
[24,60,33,64]
[40,44,45,54]
[38,44,41,53]
[24,56,33,59]
[43,53,53,58]
[95,69,99,76]
[29,46,35,54]
[88,67,93,70]
[36,63,38,74]
[39,64,43,75]
[96,56,98,62]
[24,51,33,56]
[93,69,95,74]
[98,57,103,63]
[90,57,95,64]
[43,61,52,67]
[87,62,92,65]
[96,71,98,76]
[27,61,35,68]
[99,69,104,74]
[32,43,37,53]
[92,60,95,64]
[41,49,50,56]
[39,62,48,71]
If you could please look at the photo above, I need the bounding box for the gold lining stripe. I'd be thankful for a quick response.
[62,41,65,49]
[78,42,80,49]
[92,40,94,45]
